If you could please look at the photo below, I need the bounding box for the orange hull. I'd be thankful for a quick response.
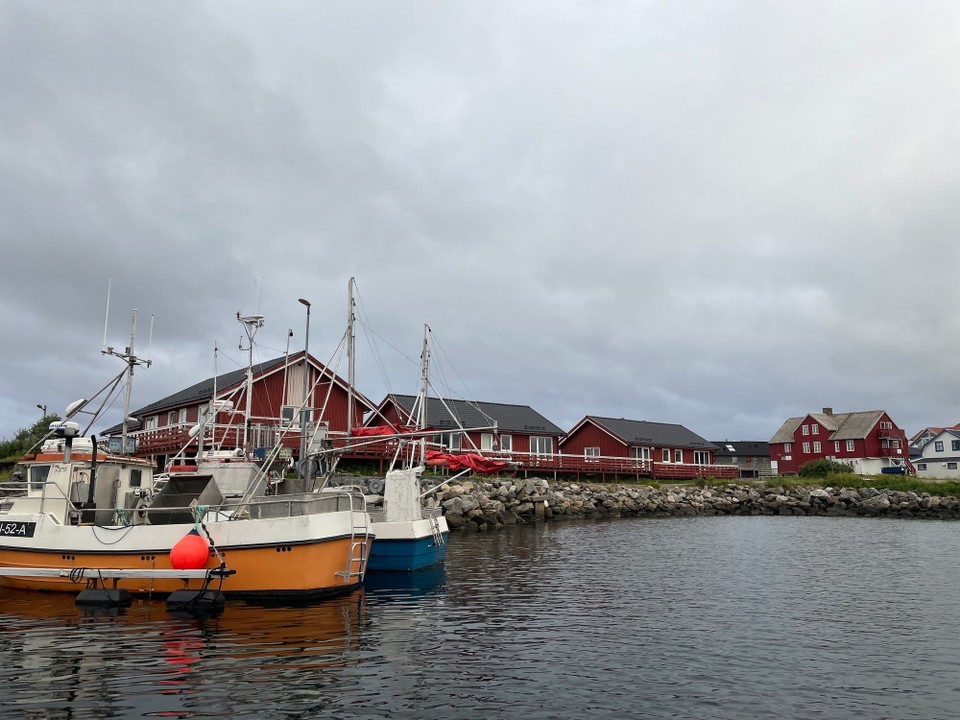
[0,536,369,599]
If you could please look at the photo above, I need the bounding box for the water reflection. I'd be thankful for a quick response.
[2,518,960,719]
[0,587,370,718]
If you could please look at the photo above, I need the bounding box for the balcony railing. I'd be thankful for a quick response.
[123,425,739,481]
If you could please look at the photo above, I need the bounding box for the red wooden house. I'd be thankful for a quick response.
[768,408,909,475]
[104,351,374,466]
[558,416,737,479]
[366,394,565,459]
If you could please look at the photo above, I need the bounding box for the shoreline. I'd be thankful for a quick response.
[427,479,960,530]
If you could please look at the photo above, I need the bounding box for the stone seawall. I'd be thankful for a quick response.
[426,479,960,530]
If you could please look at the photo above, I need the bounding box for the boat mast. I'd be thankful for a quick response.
[347,276,356,437]
[102,309,151,455]
[416,323,431,465]
[237,313,264,457]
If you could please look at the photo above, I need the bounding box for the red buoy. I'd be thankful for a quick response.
[170,528,209,570]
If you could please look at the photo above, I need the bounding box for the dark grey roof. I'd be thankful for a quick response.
[572,416,717,450]
[710,441,771,458]
[104,352,372,436]
[131,357,289,417]
[381,394,564,435]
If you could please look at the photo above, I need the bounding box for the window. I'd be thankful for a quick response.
[529,436,553,456]
[130,469,142,488]
[953,440,960,452]
[813,442,821,453]
[949,463,958,470]
[167,411,176,426]
[802,425,809,435]
[500,435,513,452]
[935,441,944,452]
[481,433,494,451]
[439,433,461,451]
[693,450,710,465]
[880,421,893,430]
[784,443,792,453]
[631,447,651,461]
[29,465,51,492]
[145,416,158,430]
[662,448,670,462]
[811,424,819,435]
[585,447,600,459]
[178,408,187,425]
[802,442,810,453]
[674,449,682,463]
[918,463,927,471]
[834,441,840,453]
[280,405,297,424]
[846,440,855,452]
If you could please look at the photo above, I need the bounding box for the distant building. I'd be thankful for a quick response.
[910,424,960,454]
[710,441,771,479]
[769,408,908,476]
[913,429,960,480]
[559,416,736,479]
[368,394,565,457]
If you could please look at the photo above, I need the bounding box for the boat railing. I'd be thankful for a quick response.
[0,479,74,520]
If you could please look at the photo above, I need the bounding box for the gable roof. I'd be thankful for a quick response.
[770,417,803,444]
[710,441,771,458]
[770,410,891,444]
[109,351,373,432]
[563,416,717,450]
[376,394,564,435]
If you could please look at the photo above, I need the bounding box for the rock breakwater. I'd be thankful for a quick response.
[425,479,960,530]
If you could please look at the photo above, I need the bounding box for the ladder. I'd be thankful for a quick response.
[430,513,445,548]
[337,488,371,582]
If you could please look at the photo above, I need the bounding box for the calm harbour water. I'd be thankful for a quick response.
[1,516,960,719]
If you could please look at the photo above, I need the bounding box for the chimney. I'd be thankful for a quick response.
[822,407,833,416]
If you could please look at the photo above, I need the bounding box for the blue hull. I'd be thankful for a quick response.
[367,534,449,573]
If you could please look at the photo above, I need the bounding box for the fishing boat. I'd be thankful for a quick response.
[0,311,372,602]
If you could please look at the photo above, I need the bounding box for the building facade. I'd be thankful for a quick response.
[769,408,908,475]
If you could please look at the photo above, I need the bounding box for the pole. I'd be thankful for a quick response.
[346,277,355,437]
[298,298,311,478]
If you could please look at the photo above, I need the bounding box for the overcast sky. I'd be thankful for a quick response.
[3,1,959,445]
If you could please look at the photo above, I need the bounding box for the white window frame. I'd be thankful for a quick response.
[693,450,709,465]
[674,449,682,463]
[481,433,494,451]
[813,441,821,453]
[178,408,187,425]
[529,436,553,456]
[802,442,810,453]
[784,443,792,453]
[846,440,855,452]
[834,441,840,453]
[500,435,513,452]
[145,416,158,431]
[662,448,670,463]
[584,447,600,460]
[811,424,819,435]
[802,425,809,436]
[630,447,651,461]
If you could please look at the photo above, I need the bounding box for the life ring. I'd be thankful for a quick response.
[367,478,385,495]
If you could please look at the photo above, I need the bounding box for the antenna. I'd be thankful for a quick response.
[102,278,112,350]
[147,314,154,367]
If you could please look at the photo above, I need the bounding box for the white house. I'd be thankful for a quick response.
[914,429,960,480]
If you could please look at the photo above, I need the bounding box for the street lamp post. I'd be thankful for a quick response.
[36,404,47,419]
[298,298,311,480]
